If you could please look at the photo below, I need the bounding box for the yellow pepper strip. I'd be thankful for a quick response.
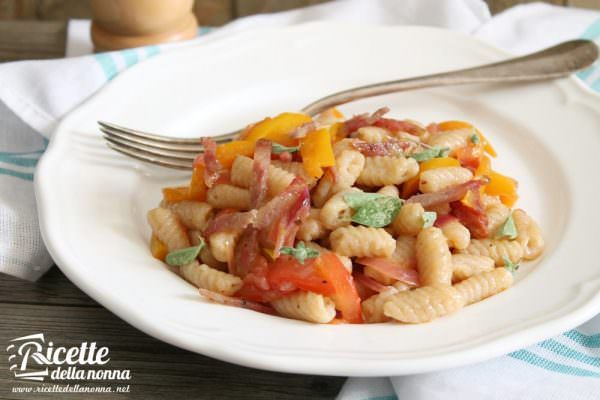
[485,170,518,207]
[216,140,255,168]
[300,128,335,178]
[475,155,491,177]
[188,164,207,201]
[162,186,192,203]
[437,120,497,158]
[401,157,460,198]
[244,112,312,147]
[150,234,168,261]
[329,122,345,143]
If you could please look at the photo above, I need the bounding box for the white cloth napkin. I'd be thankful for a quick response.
[0,0,599,397]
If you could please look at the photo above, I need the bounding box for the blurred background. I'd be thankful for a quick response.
[1,0,598,25]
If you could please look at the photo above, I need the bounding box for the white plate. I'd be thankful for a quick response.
[35,23,600,377]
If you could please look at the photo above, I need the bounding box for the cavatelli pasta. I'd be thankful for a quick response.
[168,201,213,231]
[418,166,473,193]
[330,226,396,258]
[416,227,453,287]
[362,286,402,323]
[200,245,228,272]
[512,209,545,260]
[461,239,523,266]
[271,291,336,323]
[319,188,359,230]
[209,232,237,263]
[453,268,513,305]
[392,203,425,236]
[271,160,316,188]
[355,126,390,143]
[331,150,366,193]
[426,128,473,154]
[147,208,190,251]
[357,156,418,186]
[391,235,417,269]
[451,254,495,282]
[297,208,329,242]
[181,261,243,296]
[207,184,251,210]
[441,219,471,250]
[486,203,511,238]
[383,286,465,323]
[377,185,400,198]
[231,155,295,197]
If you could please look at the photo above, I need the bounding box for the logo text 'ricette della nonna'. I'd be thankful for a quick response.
[6,333,131,382]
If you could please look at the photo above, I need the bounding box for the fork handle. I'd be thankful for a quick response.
[301,39,598,116]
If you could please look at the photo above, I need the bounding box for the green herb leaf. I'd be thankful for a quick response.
[503,256,520,273]
[272,143,300,154]
[495,214,518,240]
[470,134,480,145]
[165,242,205,267]
[344,192,402,228]
[410,146,450,162]
[422,211,437,228]
[280,241,320,264]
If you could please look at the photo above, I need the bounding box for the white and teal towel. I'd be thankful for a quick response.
[0,0,598,397]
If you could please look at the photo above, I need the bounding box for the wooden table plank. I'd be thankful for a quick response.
[0,302,344,399]
[0,20,66,62]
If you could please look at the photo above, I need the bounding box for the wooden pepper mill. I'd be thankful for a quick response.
[90,0,198,51]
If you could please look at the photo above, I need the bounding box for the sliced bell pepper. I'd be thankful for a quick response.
[188,163,207,201]
[475,154,491,177]
[216,140,255,168]
[437,120,497,157]
[244,112,312,147]
[401,157,461,198]
[300,128,335,178]
[485,170,518,207]
[150,234,168,261]
[162,186,192,203]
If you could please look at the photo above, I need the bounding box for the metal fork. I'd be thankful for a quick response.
[100,39,598,170]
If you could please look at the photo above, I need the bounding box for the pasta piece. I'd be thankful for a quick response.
[311,173,335,208]
[330,226,396,258]
[209,231,237,263]
[362,286,401,323]
[200,245,228,272]
[320,188,360,230]
[481,194,502,208]
[441,219,471,250]
[355,126,390,143]
[333,138,357,157]
[512,209,545,260]
[297,208,329,242]
[271,160,316,188]
[486,203,511,238]
[207,184,251,210]
[392,203,425,236]
[426,128,473,154]
[147,208,190,251]
[377,185,400,198]
[181,261,242,296]
[357,156,418,186]
[231,155,295,197]
[383,286,465,323]
[451,254,495,282]
[271,291,336,323]
[416,227,453,287]
[391,235,417,269]
[453,268,513,305]
[418,167,473,193]
[168,201,213,231]
[461,239,523,266]
[332,150,366,193]
[305,242,352,273]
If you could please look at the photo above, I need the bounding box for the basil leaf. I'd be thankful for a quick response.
[272,143,300,154]
[410,146,450,162]
[165,242,204,267]
[343,192,385,209]
[503,256,520,273]
[350,196,402,228]
[280,241,319,264]
[495,214,518,240]
[470,134,480,145]
[422,211,437,228]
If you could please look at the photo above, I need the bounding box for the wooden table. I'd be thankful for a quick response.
[0,20,344,399]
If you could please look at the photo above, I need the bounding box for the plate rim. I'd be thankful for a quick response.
[35,22,600,377]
